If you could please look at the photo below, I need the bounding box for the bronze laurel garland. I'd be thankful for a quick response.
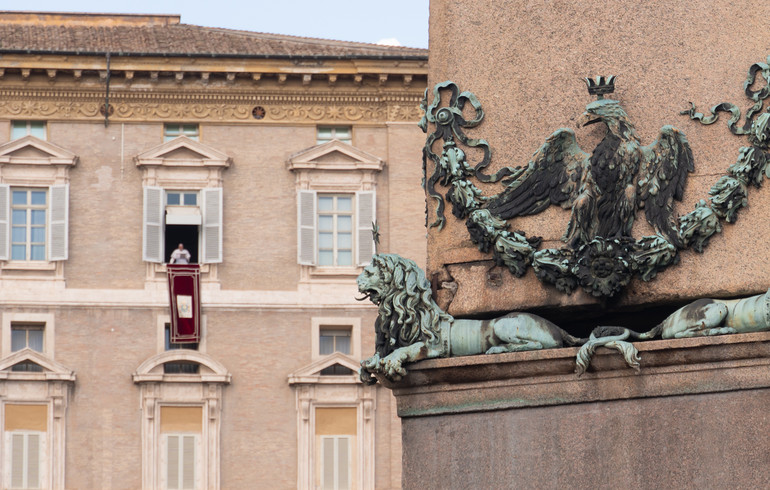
[420,57,770,298]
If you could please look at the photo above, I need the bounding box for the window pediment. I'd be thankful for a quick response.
[133,350,231,384]
[288,140,384,172]
[0,348,75,381]
[288,352,361,385]
[135,136,232,169]
[0,135,78,167]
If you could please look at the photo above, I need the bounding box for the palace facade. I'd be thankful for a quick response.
[0,11,427,489]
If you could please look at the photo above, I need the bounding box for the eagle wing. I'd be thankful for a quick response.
[486,129,590,219]
[638,125,694,247]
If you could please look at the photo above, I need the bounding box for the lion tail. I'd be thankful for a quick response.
[562,331,588,346]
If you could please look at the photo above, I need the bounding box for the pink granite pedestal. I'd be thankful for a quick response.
[387,332,770,489]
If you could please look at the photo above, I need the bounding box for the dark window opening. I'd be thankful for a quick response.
[163,361,200,374]
[165,225,199,264]
[164,324,199,374]
[320,363,354,376]
[11,361,43,372]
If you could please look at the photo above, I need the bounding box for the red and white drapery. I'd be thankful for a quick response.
[167,264,200,343]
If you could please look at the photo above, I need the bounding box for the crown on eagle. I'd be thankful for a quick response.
[583,76,616,98]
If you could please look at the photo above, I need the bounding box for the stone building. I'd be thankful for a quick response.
[0,11,427,489]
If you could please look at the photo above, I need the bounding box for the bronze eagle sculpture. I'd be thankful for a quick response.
[486,92,695,249]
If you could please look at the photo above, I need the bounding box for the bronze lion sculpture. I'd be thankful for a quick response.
[356,254,586,384]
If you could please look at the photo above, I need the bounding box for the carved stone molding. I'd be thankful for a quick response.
[0,89,424,123]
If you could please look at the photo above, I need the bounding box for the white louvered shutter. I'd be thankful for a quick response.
[356,190,376,265]
[0,184,9,260]
[143,186,164,263]
[8,432,42,489]
[201,187,223,263]
[49,184,69,261]
[165,434,197,490]
[26,433,40,489]
[298,190,316,265]
[11,433,24,488]
[167,435,179,489]
[182,435,196,489]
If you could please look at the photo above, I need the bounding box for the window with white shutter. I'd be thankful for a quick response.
[0,184,9,261]
[7,431,44,489]
[320,436,351,490]
[48,185,68,261]
[298,190,317,265]
[356,191,375,266]
[143,187,223,265]
[143,186,164,263]
[298,191,376,268]
[201,188,222,264]
[163,434,199,490]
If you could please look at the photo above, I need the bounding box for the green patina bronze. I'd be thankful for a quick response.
[419,56,770,298]
[356,254,770,381]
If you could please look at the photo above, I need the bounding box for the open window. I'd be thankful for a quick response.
[135,137,230,280]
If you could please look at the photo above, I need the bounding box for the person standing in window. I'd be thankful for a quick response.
[169,243,191,264]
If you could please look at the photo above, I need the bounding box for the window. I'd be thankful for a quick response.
[133,347,230,489]
[320,328,353,375]
[11,323,44,372]
[289,140,382,276]
[315,408,356,490]
[164,124,199,142]
[317,126,351,145]
[318,195,354,267]
[159,406,202,490]
[143,187,221,265]
[4,405,47,490]
[298,191,375,268]
[164,191,201,264]
[321,436,351,490]
[1,186,68,263]
[164,324,199,374]
[10,121,46,140]
[10,189,46,261]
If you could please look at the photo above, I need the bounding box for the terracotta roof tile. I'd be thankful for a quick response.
[0,23,428,59]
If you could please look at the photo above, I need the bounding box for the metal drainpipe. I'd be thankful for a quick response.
[104,52,111,127]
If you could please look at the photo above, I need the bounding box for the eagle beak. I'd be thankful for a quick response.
[578,112,602,127]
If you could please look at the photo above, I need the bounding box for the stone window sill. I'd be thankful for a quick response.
[2,261,57,271]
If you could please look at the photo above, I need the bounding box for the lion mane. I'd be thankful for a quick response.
[365,254,451,358]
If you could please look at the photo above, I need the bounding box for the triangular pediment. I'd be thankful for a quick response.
[0,348,76,381]
[0,135,78,166]
[288,352,361,385]
[135,136,232,168]
[287,140,384,171]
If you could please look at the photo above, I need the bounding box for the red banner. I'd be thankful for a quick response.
[167,264,200,343]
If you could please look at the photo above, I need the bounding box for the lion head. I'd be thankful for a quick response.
[357,254,450,358]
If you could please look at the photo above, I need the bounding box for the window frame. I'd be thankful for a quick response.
[163,124,200,142]
[317,194,355,268]
[10,188,48,262]
[288,139,382,280]
[316,126,352,145]
[312,318,360,361]
[10,121,46,141]
[2,314,54,359]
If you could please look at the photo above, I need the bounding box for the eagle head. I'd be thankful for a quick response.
[578,99,634,139]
